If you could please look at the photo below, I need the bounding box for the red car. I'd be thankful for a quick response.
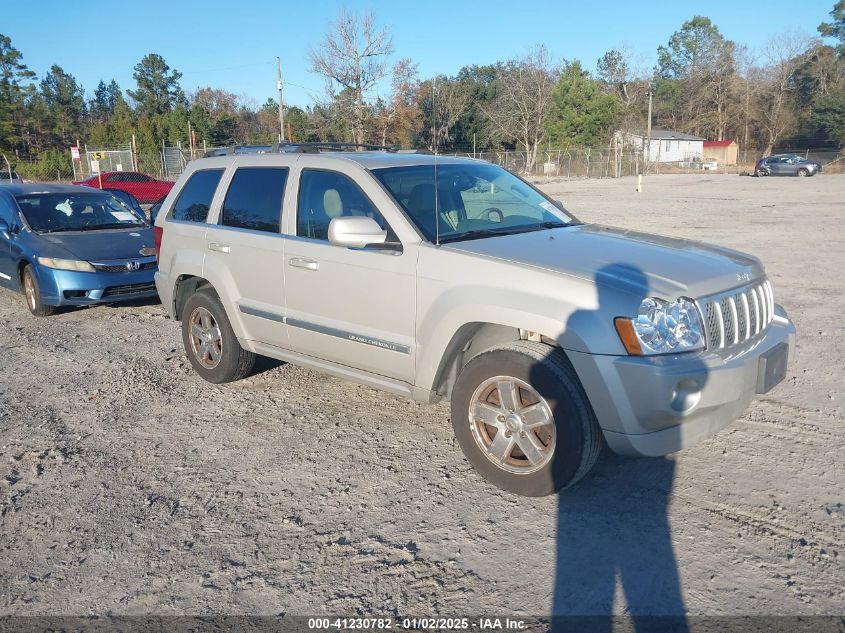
[73,171,174,204]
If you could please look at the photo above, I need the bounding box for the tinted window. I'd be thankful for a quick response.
[297,170,387,241]
[221,167,287,233]
[171,169,223,222]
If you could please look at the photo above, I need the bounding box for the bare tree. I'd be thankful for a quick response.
[483,46,559,171]
[758,33,814,155]
[309,9,393,144]
[374,58,420,146]
[417,75,469,151]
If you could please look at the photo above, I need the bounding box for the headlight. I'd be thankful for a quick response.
[615,297,705,355]
[37,257,95,272]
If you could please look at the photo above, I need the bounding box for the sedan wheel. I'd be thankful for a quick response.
[797,168,809,177]
[21,265,55,317]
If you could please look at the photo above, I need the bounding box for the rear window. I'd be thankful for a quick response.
[220,167,288,233]
[170,169,224,222]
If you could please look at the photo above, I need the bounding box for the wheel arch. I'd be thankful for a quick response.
[431,321,563,400]
[173,274,214,321]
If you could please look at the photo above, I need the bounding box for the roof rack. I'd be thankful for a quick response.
[203,143,433,158]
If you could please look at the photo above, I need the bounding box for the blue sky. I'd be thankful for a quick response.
[5,0,836,108]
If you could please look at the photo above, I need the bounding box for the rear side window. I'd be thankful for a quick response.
[221,167,288,233]
[171,169,224,222]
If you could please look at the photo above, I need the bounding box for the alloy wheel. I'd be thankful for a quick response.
[468,376,556,475]
[188,306,223,369]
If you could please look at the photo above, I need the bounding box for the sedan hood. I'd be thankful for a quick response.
[444,224,763,299]
[38,227,155,261]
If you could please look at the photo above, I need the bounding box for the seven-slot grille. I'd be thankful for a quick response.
[699,279,774,351]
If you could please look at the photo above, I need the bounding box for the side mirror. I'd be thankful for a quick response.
[0,219,9,239]
[328,216,388,249]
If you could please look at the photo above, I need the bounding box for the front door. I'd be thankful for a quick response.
[283,167,416,383]
[0,194,17,288]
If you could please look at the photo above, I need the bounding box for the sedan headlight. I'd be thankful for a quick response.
[37,257,95,272]
[615,297,705,355]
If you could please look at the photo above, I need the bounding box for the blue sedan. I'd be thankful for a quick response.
[0,183,158,316]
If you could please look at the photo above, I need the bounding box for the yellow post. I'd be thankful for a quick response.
[637,174,643,193]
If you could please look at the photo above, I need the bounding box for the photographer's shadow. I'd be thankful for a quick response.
[550,263,709,633]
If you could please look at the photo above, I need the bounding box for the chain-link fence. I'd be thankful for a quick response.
[11,143,845,184]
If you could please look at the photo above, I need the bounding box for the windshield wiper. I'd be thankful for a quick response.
[77,223,144,231]
[438,221,572,244]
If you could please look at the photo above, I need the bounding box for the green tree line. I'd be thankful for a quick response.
[1,2,844,177]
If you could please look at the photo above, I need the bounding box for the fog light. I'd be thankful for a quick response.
[670,379,701,413]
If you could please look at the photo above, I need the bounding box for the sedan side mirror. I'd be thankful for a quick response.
[0,219,9,239]
[328,216,389,249]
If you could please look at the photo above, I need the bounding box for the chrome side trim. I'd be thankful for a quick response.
[286,317,411,355]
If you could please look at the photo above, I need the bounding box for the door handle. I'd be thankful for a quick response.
[289,257,319,271]
[208,242,230,253]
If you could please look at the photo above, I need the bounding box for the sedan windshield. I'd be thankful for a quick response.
[15,193,147,233]
[372,162,576,243]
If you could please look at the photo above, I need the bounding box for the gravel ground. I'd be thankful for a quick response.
[0,173,842,619]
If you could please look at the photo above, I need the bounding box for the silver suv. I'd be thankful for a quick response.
[154,146,796,496]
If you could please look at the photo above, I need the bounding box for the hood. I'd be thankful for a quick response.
[444,224,763,299]
[36,227,155,261]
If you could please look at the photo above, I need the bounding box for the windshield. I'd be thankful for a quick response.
[372,162,576,243]
[15,193,148,233]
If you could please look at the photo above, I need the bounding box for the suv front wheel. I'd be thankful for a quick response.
[450,341,602,496]
[181,289,256,383]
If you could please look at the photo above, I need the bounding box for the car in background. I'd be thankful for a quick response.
[1,170,24,185]
[73,171,174,203]
[103,188,147,222]
[754,154,822,177]
[0,183,158,316]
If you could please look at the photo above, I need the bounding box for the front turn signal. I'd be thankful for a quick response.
[614,317,643,356]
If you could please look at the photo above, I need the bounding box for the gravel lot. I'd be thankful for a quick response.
[0,174,843,619]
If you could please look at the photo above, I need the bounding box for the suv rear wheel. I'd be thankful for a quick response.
[181,289,255,383]
[450,341,602,496]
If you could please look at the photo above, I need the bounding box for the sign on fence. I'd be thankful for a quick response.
[70,146,80,161]
[91,159,100,174]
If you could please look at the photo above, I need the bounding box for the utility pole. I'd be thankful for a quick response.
[276,57,284,144]
[645,88,653,175]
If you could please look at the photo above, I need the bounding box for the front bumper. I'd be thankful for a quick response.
[568,304,796,456]
[35,265,159,306]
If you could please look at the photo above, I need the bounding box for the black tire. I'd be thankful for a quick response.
[797,168,809,177]
[22,265,55,317]
[450,341,602,496]
[181,289,255,383]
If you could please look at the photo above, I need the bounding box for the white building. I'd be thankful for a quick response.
[616,129,705,164]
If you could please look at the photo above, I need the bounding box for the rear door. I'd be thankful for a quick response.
[203,157,293,348]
